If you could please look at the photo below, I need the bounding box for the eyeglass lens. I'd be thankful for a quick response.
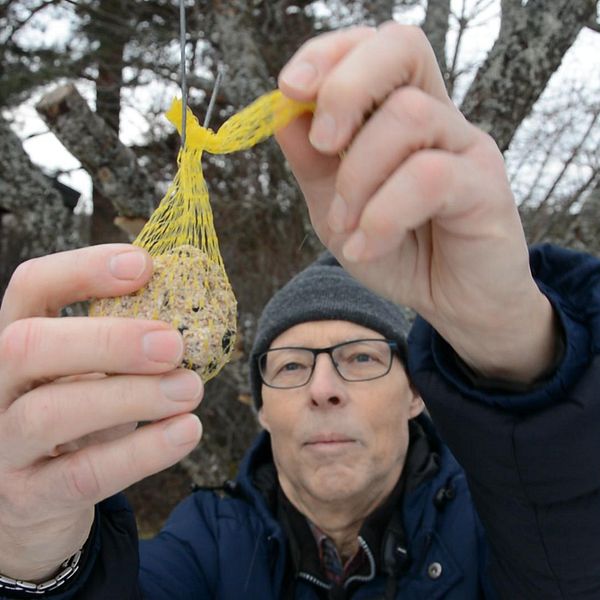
[260,339,394,389]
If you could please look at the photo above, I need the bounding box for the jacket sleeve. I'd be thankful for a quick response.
[137,493,217,599]
[407,244,600,599]
[0,495,142,600]
[0,491,219,600]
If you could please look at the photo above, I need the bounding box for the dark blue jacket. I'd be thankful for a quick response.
[5,244,600,599]
[134,421,491,600]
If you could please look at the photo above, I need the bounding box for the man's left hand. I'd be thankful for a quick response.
[276,23,558,383]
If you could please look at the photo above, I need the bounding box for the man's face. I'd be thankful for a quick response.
[258,320,424,510]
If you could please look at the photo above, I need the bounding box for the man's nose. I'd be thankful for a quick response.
[308,353,346,407]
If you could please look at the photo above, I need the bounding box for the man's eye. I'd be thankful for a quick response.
[277,361,307,374]
[284,362,302,371]
[351,353,375,363]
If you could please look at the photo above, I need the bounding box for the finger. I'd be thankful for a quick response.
[329,87,477,234]
[0,317,184,409]
[276,114,338,184]
[38,413,202,512]
[275,114,339,242]
[50,422,138,457]
[0,245,152,329]
[278,26,376,101]
[341,149,465,263]
[3,369,203,468]
[307,22,451,154]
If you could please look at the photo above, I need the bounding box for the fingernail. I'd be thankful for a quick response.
[328,194,348,234]
[143,330,184,365]
[109,251,147,280]
[280,61,318,91]
[160,370,203,402]
[343,230,366,262]
[309,112,337,153]
[165,416,202,446]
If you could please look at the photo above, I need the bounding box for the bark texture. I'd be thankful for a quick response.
[422,0,451,77]
[360,0,397,26]
[0,114,85,295]
[35,84,157,219]
[461,0,598,151]
[211,0,316,107]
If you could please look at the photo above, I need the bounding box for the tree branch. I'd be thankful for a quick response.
[36,83,157,218]
[586,17,600,32]
[0,113,85,294]
[0,114,66,215]
[422,0,451,81]
[461,0,597,152]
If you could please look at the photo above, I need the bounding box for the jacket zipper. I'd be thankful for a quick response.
[298,535,376,592]
[343,536,375,588]
[297,571,331,590]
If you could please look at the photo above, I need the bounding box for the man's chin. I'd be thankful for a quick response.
[304,467,365,501]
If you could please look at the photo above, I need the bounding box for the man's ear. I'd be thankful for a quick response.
[257,407,271,432]
[408,387,425,419]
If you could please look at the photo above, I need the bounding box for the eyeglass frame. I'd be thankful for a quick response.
[255,338,404,390]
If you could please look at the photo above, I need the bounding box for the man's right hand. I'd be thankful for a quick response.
[0,245,203,582]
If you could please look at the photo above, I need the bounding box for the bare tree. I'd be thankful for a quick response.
[1,0,600,533]
[461,0,597,152]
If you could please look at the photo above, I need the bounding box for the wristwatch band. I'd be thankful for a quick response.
[0,548,82,595]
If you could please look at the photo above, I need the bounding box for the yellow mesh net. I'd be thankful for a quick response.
[89,90,314,381]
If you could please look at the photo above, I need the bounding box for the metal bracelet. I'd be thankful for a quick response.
[0,548,82,595]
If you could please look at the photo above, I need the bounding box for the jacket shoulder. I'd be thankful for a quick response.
[139,488,277,599]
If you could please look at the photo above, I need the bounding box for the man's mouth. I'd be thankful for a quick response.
[304,433,357,446]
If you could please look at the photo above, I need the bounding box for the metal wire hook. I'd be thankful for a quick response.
[179,1,224,142]
[204,64,224,129]
[179,0,188,148]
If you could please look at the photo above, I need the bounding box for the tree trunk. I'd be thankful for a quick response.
[461,0,597,152]
[35,84,157,220]
[90,0,130,244]
[422,0,450,78]
[360,0,396,25]
[0,114,86,296]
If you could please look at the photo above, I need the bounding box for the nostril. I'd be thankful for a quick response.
[329,396,341,405]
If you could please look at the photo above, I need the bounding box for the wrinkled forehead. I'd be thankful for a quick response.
[269,320,386,349]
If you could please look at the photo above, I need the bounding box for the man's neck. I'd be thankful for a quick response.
[278,466,402,560]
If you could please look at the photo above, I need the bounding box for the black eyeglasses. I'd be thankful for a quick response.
[256,338,400,390]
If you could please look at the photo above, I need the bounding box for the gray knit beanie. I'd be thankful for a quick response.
[250,252,413,409]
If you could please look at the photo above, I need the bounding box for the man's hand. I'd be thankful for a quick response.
[276,23,557,382]
[0,245,203,581]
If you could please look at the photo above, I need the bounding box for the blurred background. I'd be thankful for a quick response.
[1,0,599,536]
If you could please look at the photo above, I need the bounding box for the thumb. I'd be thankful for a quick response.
[275,112,340,237]
[275,112,339,196]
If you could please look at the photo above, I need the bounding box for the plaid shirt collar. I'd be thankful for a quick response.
[307,521,367,586]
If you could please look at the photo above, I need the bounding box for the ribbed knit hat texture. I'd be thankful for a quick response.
[250,252,412,409]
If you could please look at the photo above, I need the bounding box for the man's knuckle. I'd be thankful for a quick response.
[95,320,119,356]
[14,393,53,443]
[365,210,397,238]
[386,87,431,129]
[63,453,101,502]
[337,163,366,202]
[411,154,450,197]
[478,130,502,155]
[401,23,428,46]
[0,319,40,366]
[319,74,356,108]
[309,25,373,54]
[7,259,38,298]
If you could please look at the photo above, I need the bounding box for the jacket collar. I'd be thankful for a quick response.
[238,418,440,597]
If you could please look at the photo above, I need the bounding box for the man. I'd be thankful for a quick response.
[138,251,490,599]
[0,22,599,599]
